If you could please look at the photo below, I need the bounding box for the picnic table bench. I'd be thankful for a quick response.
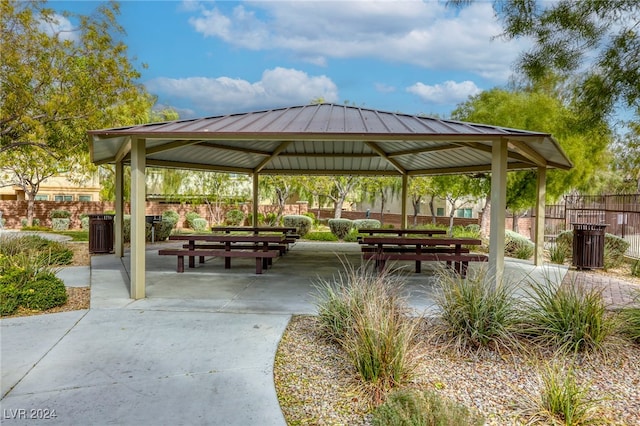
[159,234,285,274]
[210,226,300,249]
[358,228,447,237]
[360,236,487,277]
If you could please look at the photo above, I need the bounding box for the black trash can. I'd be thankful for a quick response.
[89,214,115,254]
[572,223,607,270]
[145,215,163,243]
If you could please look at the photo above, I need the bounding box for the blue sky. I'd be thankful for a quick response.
[52,0,532,119]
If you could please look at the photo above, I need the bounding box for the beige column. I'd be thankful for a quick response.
[534,166,547,266]
[252,174,259,227]
[488,139,508,286]
[130,138,146,299]
[401,174,408,228]
[114,160,124,257]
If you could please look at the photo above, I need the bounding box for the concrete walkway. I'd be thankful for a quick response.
[1,241,576,425]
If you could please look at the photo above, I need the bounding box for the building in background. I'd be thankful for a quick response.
[0,173,101,202]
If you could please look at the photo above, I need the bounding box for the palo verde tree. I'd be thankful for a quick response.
[450,0,640,124]
[1,0,152,224]
[431,174,482,235]
[451,87,611,213]
[408,176,435,226]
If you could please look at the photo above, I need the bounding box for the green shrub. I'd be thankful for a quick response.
[162,210,180,227]
[225,209,245,226]
[603,234,629,269]
[0,235,72,266]
[549,241,570,265]
[80,216,90,230]
[525,362,602,425]
[185,212,201,229]
[465,224,481,233]
[154,219,175,241]
[434,268,520,352]
[304,231,338,241]
[619,307,640,344]
[0,285,20,316]
[19,272,67,310]
[283,215,313,237]
[632,259,640,278]
[352,219,381,230]
[49,209,71,219]
[372,388,484,426]
[519,277,615,354]
[328,218,353,240]
[315,263,420,397]
[264,212,279,226]
[51,218,70,231]
[505,230,534,259]
[343,228,361,242]
[302,211,316,224]
[247,212,265,226]
[191,218,208,232]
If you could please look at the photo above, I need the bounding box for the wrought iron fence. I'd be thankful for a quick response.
[546,194,640,259]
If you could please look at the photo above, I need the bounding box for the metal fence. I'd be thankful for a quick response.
[546,194,640,259]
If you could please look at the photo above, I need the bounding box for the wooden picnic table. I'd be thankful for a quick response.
[359,236,486,276]
[159,234,285,274]
[357,228,447,237]
[210,226,298,235]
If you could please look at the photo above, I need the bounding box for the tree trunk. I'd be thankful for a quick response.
[480,195,491,240]
[429,195,436,225]
[412,196,421,226]
[333,198,344,218]
[512,211,519,233]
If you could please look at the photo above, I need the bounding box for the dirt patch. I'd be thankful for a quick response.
[67,241,91,266]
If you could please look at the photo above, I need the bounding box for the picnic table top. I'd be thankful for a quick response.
[210,226,298,234]
[358,228,447,236]
[359,236,482,246]
[169,234,285,243]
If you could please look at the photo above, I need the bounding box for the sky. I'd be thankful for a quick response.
[52,0,532,120]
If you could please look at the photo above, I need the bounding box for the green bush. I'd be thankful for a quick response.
[328,218,353,240]
[154,219,175,241]
[80,216,90,230]
[302,211,316,224]
[283,215,313,237]
[505,230,534,259]
[619,306,640,344]
[264,212,279,226]
[549,241,570,265]
[225,209,245,226]
[632,259,640,278]
[191,218,208,232]
[49,209,71,219]
[51,218,71,231]
[0,235,72,266]
[162,210,180,227]
[519,277,615,354]
[185,212,201,229]
[0,285,20,316]
[352,219,381,230]
[372,388,484,426]
[19,272,67,310]
[434,268,520,352]
[304,231,338,241]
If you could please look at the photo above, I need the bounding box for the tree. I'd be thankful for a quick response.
[610,124,640,192]
[328,176,361,218]
[431,175,481,235]
[450,0,640,123]
[1,0,149,154]
[407,176,434,226]
[1,0,153,224]
[451,87,611,206]
[361,176,402,225]
[259,175,298,223]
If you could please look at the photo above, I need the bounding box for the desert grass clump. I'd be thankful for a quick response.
[619,288,640,344]
[522,361,605,425]
[372,388,484,426]
[520,277,616,355]
[549,241,570,265]
[315,262,421,401]
[433,267,520,352]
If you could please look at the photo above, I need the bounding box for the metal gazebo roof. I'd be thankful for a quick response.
[88,103,573,175]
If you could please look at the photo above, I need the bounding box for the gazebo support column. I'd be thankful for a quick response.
[252,174,259,227]
[534,166,547,266]
[130,138,146,299]
[488,139,507,286]
[114,160,124,258]
[401,174,408,228]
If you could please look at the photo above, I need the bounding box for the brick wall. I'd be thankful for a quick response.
[0,200,308,230]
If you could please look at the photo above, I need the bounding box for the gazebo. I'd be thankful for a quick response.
[88,103,573,298]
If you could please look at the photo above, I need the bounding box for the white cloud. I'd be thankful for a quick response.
[39,13,77,42]
[407,80,482,104]
[375,83,396,94]
[145,67,339,117]
[187,1,529,81]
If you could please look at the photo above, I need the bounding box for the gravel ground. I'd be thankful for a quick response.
[275,315,640,426]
